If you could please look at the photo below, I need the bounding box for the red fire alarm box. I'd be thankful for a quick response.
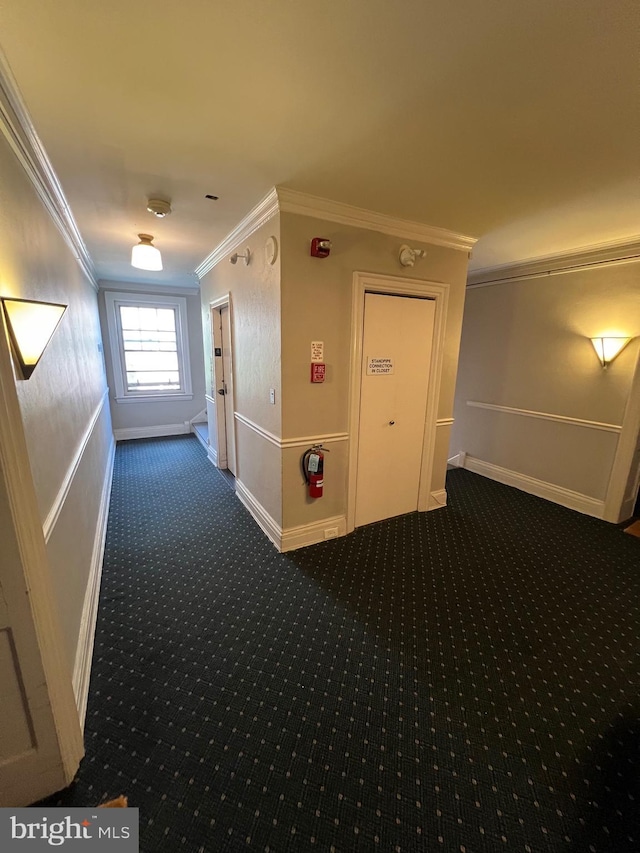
[310,238,331,258]
[311,363,326,383]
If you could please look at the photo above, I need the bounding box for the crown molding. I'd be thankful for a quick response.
[194,186,477,278]
[275,187,477,252]
[195,189,280,279]
[98,279,200,296]
[468,236,640,287]
[0,49,97,291]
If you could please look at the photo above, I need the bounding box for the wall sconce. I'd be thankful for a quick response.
[399,244,426,267]
[1,297,67,379]
[230,248,251,265]
[131,233,163,271]
[590,336,632,368]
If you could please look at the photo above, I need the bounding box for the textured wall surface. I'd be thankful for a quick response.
[0,132,113,669]
[451,261,640,500]
[199,216,282,523]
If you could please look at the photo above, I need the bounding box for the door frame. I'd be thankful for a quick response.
[347,272,449,534]
[209,294,236,472]
[603,346,640,522]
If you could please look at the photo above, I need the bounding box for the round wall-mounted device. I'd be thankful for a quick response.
[147,198,172,218]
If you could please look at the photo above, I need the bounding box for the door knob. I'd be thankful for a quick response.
[217,388,225,396]
[389,420,395,425]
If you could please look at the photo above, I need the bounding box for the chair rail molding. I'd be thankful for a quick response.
[234,411,349,449]
[43,389,110,541]
[467,400,622,434]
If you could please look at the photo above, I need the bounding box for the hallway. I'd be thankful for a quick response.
[41,436,640,852]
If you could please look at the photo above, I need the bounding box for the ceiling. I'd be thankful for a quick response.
[0,0,638,286]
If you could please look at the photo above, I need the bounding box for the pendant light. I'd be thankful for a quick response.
[131,234,163,271]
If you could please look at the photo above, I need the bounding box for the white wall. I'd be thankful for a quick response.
[450,257,640,517]
[98,281,207,437]
[0,130,113,676]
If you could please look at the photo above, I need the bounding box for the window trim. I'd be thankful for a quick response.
[105,291,193,403]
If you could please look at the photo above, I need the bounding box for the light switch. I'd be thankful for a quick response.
[269,388,276,405]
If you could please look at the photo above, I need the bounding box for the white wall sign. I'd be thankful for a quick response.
[366,356,394,375]
[311,341,324,362]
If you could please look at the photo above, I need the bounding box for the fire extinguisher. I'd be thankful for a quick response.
[301,444,326,498]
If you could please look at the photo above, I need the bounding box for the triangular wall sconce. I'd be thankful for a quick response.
[1,297,67,379]
[590,336,632,368]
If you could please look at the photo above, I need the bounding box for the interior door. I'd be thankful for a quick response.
[220,305,236,476]
[355,293,435,527]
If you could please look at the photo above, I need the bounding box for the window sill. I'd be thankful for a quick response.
[114,393,194,404]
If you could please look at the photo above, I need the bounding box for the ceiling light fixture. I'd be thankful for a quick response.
[131,234,163,271]
[1,297,67,379]
[146,198,172,218]
[590,336,632,368]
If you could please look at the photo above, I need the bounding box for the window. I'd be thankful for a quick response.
[105,291,193,402]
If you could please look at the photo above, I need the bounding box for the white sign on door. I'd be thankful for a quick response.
[366,356,394,375]
[311,341,324,362]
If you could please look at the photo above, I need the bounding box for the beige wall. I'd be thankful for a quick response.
[0,131,112,669]
[199,216,282,522]
[98,282,207,433]
[280,212,470,530]
[450,260,640,503]
[199,208,469,542]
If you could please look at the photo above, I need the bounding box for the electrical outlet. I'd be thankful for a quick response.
[324,527,338,539]
[269,388,276,405]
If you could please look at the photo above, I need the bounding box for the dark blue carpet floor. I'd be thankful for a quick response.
[40,436,640,852]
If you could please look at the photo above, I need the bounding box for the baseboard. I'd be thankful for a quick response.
[114,422,190,441]
[428,489,447,510]
[72,436,115,728]
[280,515,347,552]
[235,478,281,549]
[192,426,209,453]
[207,444,218,467]
[462,455,605,519]
[447,451,466,468]
[235,478,347,551]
